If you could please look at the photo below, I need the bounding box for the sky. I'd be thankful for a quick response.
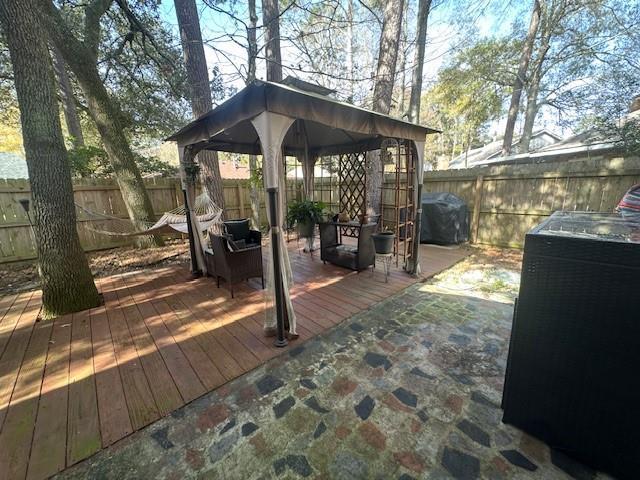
[157,1,520,97]
[156,0,546,139]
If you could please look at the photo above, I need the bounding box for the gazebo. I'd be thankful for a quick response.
[167,80,438,346]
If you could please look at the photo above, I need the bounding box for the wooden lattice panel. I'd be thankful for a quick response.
[379,140,417,268]
[338,152,367,237]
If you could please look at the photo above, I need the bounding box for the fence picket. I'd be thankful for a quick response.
[1,156,639,262]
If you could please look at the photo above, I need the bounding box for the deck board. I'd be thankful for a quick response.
[0,306,53,479]
[102,278,162,430]
[0,243,469,480]
[27,314,72,480]
[110,277,183,419]
[118,274,206,404]
[66,310,101,466]
[0,294,17,324]
[90,306,132,447]
[0,291,40,428]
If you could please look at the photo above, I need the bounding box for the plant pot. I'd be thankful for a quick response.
[372,232,395,254]
[297,220,315,238]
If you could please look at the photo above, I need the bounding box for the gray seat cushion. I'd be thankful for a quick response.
[335,245,358,255]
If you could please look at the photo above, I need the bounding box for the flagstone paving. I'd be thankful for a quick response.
[57,255,611,480]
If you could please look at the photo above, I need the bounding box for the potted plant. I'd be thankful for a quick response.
[372,228,395,254]
[287,200,326,239]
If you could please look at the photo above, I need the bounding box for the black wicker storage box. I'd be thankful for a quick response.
[502,212,640,480]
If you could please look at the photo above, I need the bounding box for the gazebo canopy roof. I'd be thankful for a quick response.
[166,80,439,157]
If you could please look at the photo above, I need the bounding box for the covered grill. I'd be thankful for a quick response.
[419,192,469,245]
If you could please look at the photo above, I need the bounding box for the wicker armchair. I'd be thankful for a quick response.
[206,233,264,298]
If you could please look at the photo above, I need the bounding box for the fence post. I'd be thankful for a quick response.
[237,182,246,218]
[471,174,484,243]
[174,180,182,208]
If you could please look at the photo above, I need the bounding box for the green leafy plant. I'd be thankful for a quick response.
[286,199,326,227]
[67,145,110,177]
[249,164,263,188]
[67,145,178,178]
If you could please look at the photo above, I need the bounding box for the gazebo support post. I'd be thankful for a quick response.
[409,140,426,276]
[178,144,206,277]
[267,187,288,347]
[183,188,201,276]
[251,111,298,340]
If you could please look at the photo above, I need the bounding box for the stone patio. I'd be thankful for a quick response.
[56,253,609,480]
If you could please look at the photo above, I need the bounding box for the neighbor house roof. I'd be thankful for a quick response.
[0,152,27,178]
[166,80,439,156]
[450,129,622,170]
[448,129,562,169]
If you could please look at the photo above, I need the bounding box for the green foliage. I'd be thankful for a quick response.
[593,117,640,157]
[68,145,177,178]
[183,160,200,182]
[135,154,179,177]
[612,118,640,157]
[0,35,17,121]
[67,145,110,177]
[53,0,191,139]
[98,3,191,138]
[249,163,263,188]
[286,199,326,226]
[423,39,513,167]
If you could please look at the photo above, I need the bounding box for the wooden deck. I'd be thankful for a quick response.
[0,244,468,480]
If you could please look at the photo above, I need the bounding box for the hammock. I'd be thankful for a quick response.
[75,192,223,237]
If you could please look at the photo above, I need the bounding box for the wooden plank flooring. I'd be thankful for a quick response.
[0,243,468,480]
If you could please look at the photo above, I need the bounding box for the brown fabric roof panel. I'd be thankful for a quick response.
[166,81,439,151]
[200,118,382,157]
[264,82,433,141]
[168,85,266,146]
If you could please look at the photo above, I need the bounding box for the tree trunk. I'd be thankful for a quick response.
[246,0,260,228]
[37,0,162,247]
[464,130,472,168]
[398,11,408,117]
[346,0,355,103]
[408,0,432,124]
[519,80,540,153]
[518,18,552,153]
[262,0,283,82]
[174,0,226,217]
[372,0,405,114]
[1,0,100,318]
[51,45,85,148]
[407,0,432,275]
[502,0,541,156]
[366,0,405,214]
[247,0,258,83]
[450,124,459,163]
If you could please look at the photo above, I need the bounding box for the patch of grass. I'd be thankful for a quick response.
[480,277,511,293]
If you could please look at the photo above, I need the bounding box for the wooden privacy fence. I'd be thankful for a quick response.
[3,156,639,262]
[0,177,269,263]
[424,156,640,248]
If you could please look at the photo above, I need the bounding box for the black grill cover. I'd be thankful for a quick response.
[420,192,469,245]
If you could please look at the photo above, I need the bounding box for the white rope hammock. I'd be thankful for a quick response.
[75,192,223,237]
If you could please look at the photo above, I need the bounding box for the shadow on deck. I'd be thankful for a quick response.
[0,243,469,479]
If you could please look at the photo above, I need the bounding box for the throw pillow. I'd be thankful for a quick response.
[224,218,250,241]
